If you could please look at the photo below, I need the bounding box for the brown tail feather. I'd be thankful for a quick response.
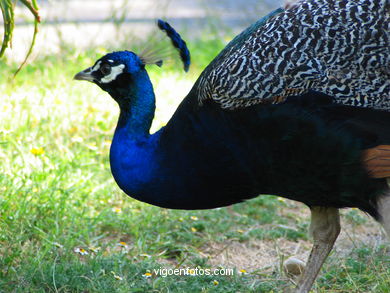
[362,145,390,179]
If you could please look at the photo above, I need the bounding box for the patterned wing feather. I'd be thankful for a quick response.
[198,0,390,111]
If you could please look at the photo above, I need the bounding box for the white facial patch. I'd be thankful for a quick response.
[100,64,126,83]
[90,61,102,73]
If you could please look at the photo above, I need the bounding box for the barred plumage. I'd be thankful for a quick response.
[198,0,390,111]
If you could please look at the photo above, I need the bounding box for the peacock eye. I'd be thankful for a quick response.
[100,64,111,75]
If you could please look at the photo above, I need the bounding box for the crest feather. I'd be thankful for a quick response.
[157,19,191,72]
[139,20,191,72]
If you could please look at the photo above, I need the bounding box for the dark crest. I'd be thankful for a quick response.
[140,20,191,72]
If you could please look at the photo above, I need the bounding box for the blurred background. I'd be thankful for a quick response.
[10,0,282,61]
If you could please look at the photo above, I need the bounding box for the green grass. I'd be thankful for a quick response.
[0,38,389,292]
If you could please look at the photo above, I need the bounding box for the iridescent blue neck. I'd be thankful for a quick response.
[114,70,156,138]
[109,69,160,199]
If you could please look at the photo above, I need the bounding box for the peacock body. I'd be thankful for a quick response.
[74,0,390,292]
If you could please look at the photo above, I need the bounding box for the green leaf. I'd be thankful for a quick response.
[0,0,40,75]
[0,0,15,58]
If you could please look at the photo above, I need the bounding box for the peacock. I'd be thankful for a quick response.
[74,0,390,292]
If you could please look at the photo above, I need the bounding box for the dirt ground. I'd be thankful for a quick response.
[203,201,387,273]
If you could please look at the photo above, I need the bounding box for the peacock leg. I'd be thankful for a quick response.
[294,207,340,293]
[378,181,390,237]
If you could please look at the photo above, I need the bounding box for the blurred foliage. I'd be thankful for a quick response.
[0,0,40,75]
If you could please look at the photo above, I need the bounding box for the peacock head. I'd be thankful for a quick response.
[74,51,146,94]
[74,20,190,100]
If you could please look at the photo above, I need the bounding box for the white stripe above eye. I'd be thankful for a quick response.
[100,64,126,83]
[90,61,102,73]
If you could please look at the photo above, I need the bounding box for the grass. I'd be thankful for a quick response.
[0,35,389,292]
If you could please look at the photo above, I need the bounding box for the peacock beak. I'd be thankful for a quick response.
[73,68,95,82]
